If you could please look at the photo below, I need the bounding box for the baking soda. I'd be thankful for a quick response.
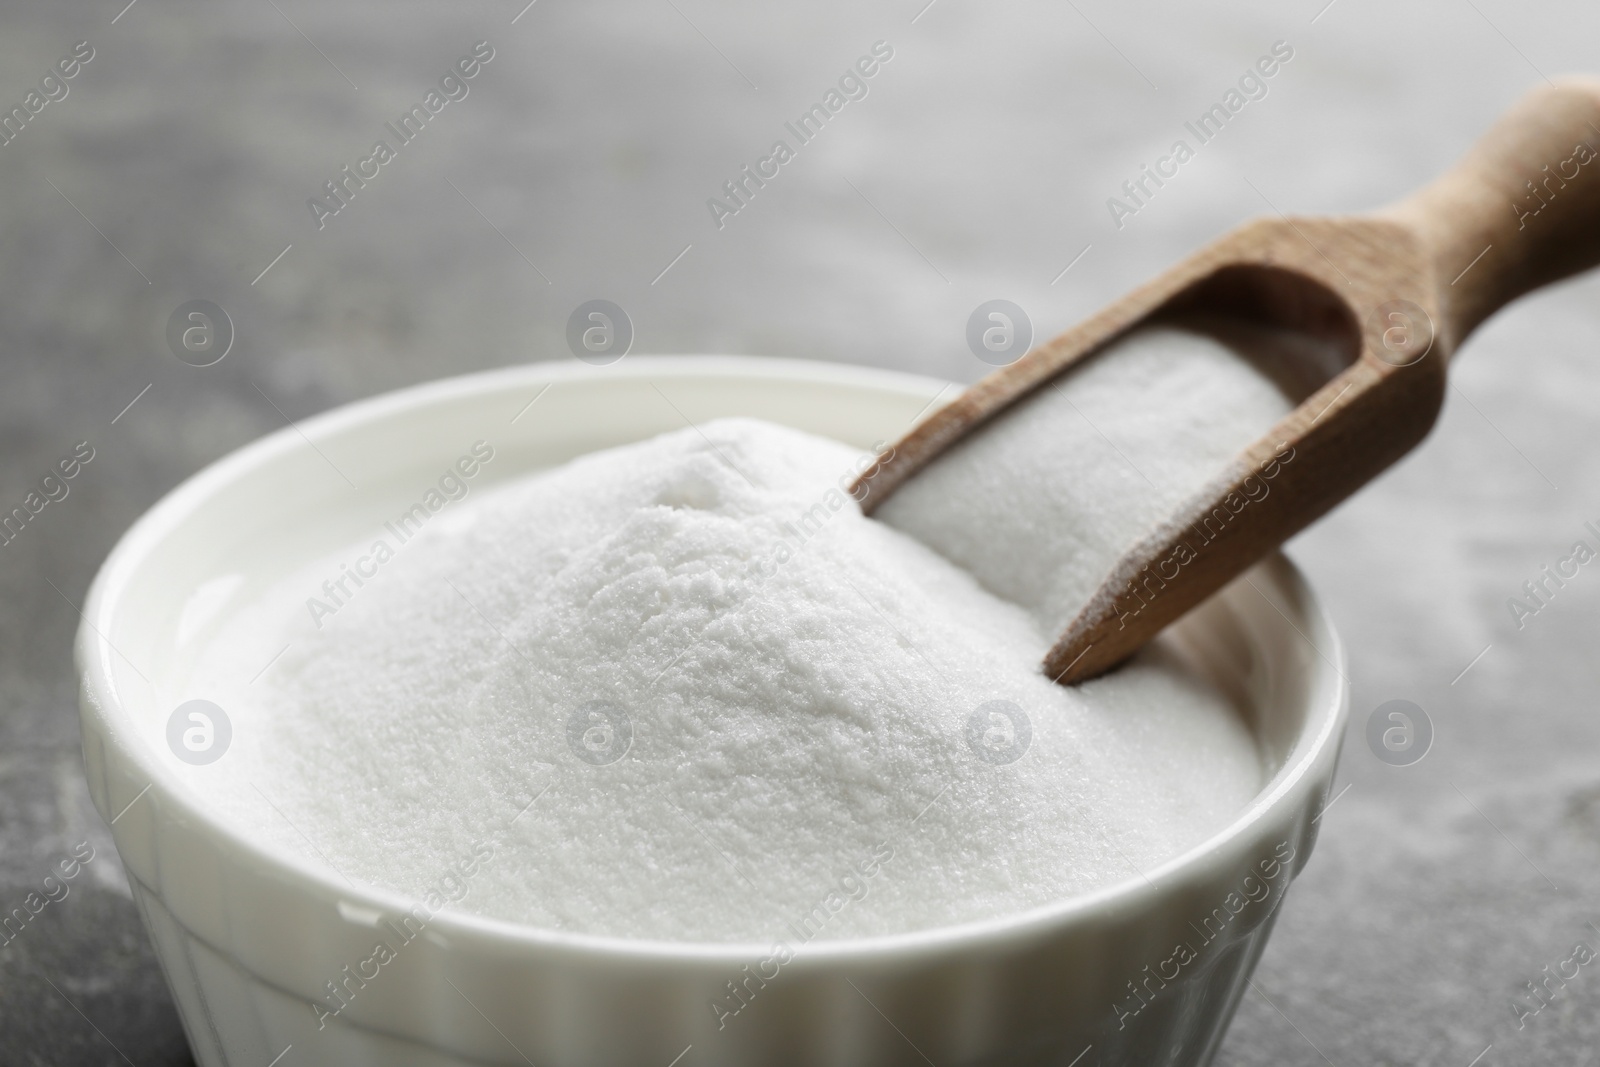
[188,343,1280,943]
[880,323,1306,637]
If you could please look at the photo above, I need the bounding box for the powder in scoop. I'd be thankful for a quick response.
[186,410,1263,943]
[878,323,1304,637]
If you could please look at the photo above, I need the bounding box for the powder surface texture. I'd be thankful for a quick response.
[187,411,1263,943]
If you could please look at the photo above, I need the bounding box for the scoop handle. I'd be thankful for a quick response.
[1386,78,1600,354]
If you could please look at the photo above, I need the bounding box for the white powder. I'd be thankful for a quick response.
[186,360,1273,943]
[879,323,1308,637]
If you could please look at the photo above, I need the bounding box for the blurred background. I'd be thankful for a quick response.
[4,0,1600,1062]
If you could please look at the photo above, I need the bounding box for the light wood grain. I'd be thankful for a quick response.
[851,79,1600,684]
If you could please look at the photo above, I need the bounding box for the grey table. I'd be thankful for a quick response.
[3,0,1597,1063]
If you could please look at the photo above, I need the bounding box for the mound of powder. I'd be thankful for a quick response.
[878,323,1305,638]
[186,413,1264,943]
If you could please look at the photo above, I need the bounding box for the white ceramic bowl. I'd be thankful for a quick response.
[77,356,1347,1067]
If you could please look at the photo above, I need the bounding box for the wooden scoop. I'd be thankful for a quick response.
[853,79,1600,684]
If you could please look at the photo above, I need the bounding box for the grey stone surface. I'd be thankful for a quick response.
[1,0,1597,1063]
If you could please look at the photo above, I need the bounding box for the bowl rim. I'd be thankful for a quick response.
[79,354,1348,968]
